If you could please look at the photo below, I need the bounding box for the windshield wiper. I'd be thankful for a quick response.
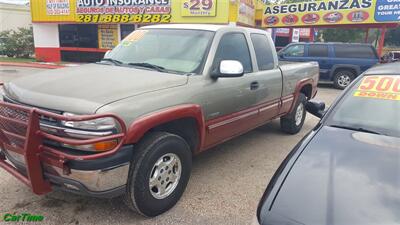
[329,125,381,135]
[101,58,123,65]
[128,62,166,72]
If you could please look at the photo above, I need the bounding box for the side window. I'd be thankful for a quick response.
[308,45,329,57]
[334,45,377,59]
[214,33,252,73]
[250,34,275,71]
[283,45,305,57]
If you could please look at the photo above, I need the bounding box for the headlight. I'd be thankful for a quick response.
[61,112,117,131]
[53,113,119,152]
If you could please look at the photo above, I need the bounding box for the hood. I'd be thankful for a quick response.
[4,64,188,114]
[269,126,400,225]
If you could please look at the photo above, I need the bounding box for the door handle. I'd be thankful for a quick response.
[250,81,259,90]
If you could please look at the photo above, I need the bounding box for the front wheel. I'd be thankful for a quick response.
[123,132,192,217]
[280,93,307,134]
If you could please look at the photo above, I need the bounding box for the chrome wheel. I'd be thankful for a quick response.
[149,153,182,199]
[337,73,351,88]
[295,103,304,126]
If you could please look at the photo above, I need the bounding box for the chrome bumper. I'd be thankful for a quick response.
[5,150,129,193]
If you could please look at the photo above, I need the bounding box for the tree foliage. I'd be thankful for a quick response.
[0,27,34,58]
[385,27,400,46]
[318,28,365,43]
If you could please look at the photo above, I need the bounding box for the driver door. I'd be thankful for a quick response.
[201,32,258,148]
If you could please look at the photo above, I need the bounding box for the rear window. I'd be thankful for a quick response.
[334,45,377,59]
[308,45,329,57]
[251,33,275,70]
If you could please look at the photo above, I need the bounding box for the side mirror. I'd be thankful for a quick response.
[104,50,111,58]
[306,100,326,118]
[211,60,244,79]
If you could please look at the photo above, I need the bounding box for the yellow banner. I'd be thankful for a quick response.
[262,0,400,27]
[31,0,229,24]
[354,76,400,101]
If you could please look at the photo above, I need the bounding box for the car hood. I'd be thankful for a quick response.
[269,126,400,225]
[4,64,188,114]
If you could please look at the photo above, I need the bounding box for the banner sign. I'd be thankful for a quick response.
[98,24,119,49]
[262,0,399,27]
[31,0,230,24]
[46,0,70,15]
[76,0,172,23]
[237,0,255,26]
[375,0,400,22]
[181,0,216,17]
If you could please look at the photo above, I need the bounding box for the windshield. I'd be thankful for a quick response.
[105,29,214,74]
[326,75,400,137]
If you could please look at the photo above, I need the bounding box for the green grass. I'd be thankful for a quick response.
[0,57,36,63]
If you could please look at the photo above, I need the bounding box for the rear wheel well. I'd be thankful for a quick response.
[332,67,357,80]
[300,84,313,99]
[148,118,199,154]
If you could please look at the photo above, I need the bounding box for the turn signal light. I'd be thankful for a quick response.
[93,139,118,152]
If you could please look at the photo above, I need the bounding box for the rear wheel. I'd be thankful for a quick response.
[280,93,307,134]
[123,132,192,217]
[333,70,355,89]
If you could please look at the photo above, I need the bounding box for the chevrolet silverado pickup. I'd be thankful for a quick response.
[0,24,318,217]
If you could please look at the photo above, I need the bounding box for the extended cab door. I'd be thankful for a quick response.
[249,33,282,122]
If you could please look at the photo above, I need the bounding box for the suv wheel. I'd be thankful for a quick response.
[123,132,192,217]
[333,70,355,89]
[280,93,307,134]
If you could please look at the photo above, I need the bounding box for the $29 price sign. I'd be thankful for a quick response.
[182,0,216,17]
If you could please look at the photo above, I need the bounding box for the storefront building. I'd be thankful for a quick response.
[30,0,266,62]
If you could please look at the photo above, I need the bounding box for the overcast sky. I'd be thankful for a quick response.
[0,0,29,5]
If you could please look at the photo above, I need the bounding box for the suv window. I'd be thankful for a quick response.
[283,44,305,57]
[251,34,275,71]
[214,33,252,73]
[308,44,329,57]
[334,45,377,59]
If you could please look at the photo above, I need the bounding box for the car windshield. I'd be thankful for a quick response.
[104,29,214,74]
[326,75,400,137]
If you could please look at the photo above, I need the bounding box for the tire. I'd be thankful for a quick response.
[333,70,355,89]
[280,93,307,134]
[123,132,192,217]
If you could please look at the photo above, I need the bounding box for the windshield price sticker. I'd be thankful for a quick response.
[354,75,400,101]
[122,30,148,46]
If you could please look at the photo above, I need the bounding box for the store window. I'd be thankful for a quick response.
[121,24,135,40]
[59,24,98,48]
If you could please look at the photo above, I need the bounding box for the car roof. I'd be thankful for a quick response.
[289,42,373,46]
[364,62,400,75]
[140,23,267,34]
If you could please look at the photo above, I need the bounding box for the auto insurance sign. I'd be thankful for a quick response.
[262,0,399,27]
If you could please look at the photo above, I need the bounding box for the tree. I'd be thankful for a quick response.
[385,27,400,47]
[318,28,365,43]
[0,26,34,58]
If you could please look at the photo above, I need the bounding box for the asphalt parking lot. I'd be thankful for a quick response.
[0,66,341,225]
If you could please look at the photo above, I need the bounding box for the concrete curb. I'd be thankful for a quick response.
[0,62,65,69]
